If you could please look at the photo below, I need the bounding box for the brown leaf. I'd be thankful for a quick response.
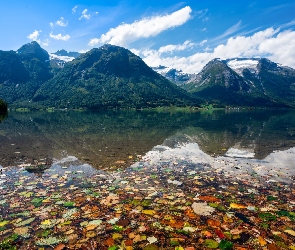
[54,244,66,250]
[104,238,115,246]
[124,239,133,246]
[267,243,280,250]
[199,196,220,202]
[117,218,130,227]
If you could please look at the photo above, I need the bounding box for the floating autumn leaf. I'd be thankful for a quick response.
[14,226,29,237]
[63,201,75,207]
[142,210,156,216]
[219,240,233,250]
[284,229,295,236]
[207,219,220,228]
[112,233,123,240]
[229,203,246,209]
[101,195,119,205]
[204,239,219,248]
[143,244,159,250]
[257,236,267,246]
[104,238,115,246]
[147,236,158,243]
[199,196,220,202]
[215,229,225,239]
[184,209,198,218]
[0,221,9,227]
[40,219,58,229]
[258,212,277,222]
[192,202,215,216]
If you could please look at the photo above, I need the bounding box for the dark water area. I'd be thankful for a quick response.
[0,109,295,169]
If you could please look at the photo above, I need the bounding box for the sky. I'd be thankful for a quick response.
[0,0,295,73]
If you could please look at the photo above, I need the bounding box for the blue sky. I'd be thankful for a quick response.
[1,0,295,72]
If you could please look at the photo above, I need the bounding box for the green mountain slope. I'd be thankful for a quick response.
[0,42,52,104]
[33,44,198,109]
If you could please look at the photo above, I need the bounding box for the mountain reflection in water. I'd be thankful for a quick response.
[0,109,295,169]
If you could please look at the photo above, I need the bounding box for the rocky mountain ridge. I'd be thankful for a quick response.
[0,41,295,109]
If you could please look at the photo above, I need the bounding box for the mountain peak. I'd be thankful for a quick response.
[53,49,80,58]
[17,41,49,61]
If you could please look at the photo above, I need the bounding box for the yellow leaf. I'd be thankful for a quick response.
[258,236,267,246]
[112,233,123,240]
[142,210,156,216]
[41,219,51,225]
[289,245,295,250]
[285,229,295,236]
[230,203,246,209]
[42,199,51,203]
[0,221,9,227]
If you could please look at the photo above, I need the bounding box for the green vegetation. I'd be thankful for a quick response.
[0,42,52,105]
[32,44,200,109]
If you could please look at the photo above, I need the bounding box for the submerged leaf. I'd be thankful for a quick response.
[219,240,233,250]
[204,239,219,248]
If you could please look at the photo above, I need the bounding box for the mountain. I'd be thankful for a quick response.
[228,58,295,107]
[53,49,81,58]
[0,41,52,104]
[1,41,295,109]
[152,66,196,86]
[33,44,198,109]
[49,50,81,74]
[182,58,295,107]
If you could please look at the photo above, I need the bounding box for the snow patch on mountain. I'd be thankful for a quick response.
[49,53,75,62]
[227,59,259,76]
[152,65,196,85]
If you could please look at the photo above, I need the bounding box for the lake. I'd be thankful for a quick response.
[1,109,295,171]
[1,109,295,249]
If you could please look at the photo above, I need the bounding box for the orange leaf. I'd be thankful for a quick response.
[230,203,246,209]
[104,238,115,247]
[207,219,221,228]
[199,196,220,202]
[258,236,267,246]
[185,209,197,219]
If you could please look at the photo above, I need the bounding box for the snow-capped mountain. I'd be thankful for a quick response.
[182,57,295,107]
[152,65,196,86]
[226,58,260,76]
[49,50,81,68]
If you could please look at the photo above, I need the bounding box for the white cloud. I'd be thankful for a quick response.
[212,20,242,42]
[130,48,141,56]
[27,30,41,42]
[196,9,208,19]
[56,17,68,27]
[140,28,295,73]
[199,39,207,46]
[50,22,54,27]
[88,6,192,47]
[88,38,99,47]
[49,33,70,41]
[159,40,196,53]
[79,9,90,20]
[72,5,78,13]
[78,49,90,53]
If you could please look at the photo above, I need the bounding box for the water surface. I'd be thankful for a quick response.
[0,109,295,171]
